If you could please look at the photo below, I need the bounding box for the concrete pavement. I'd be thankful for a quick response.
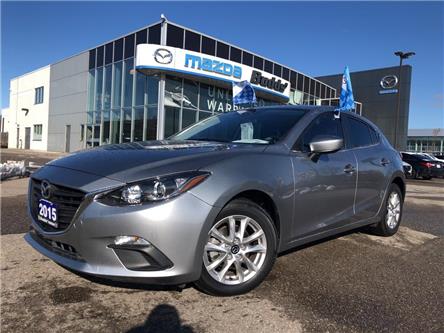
[1,178,443,332]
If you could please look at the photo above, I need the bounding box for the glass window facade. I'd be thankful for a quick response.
[96,46,104,67]
[230,47,242,63]
[407,137,444,154]
[114,38,123,62]
[105,42,113,65]
[167,24,184,48]
[254,56,264,70]
[124,34,135,59]
[201,36,215,56]
[163,75,282,137]
[242,51,253,66]
[273,64,282,77]
[89,49,96,69]
[185,30,200,52]
[136,29,147,45]
[148,24,161,44]
[264,60,273,74]
[216,42,229,60]
[87,29,160,147]
[85,22,337,149]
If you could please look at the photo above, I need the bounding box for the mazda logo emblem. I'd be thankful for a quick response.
[41,180,52,199]
[380,75,398,89]
[231,245,240,254]
[154,48,173,64]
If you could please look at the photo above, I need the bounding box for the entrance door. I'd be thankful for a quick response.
[65,125,71,152]
[24,127,31,149]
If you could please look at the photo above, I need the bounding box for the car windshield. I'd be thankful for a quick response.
[417,153,435,161]
[170,108,307,144]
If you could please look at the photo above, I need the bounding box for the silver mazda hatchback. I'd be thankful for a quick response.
[26,106,405,296]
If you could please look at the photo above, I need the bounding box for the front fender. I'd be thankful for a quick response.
[190,151,294,251]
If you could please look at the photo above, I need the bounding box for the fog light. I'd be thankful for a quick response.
[114,236,150,246]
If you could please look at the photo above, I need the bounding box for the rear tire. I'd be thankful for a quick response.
[371,183,403,237]
[195,199,277,296]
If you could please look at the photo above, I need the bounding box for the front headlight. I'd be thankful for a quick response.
[97,171,210,206]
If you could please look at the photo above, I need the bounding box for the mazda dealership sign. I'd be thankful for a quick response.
[379,74,399,95]
[136,44,290,101]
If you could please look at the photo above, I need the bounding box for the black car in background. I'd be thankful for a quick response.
[401,152,434,180]
[418,153,444,178]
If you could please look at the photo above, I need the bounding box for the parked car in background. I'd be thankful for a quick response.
[417,153,444,178]
[401,152,434,180]
[434,154,444,160]
[402,161,413,178]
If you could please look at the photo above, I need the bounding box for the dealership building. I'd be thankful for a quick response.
[406,128,444,154]
[1,17,411,152]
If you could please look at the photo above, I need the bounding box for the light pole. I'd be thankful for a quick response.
[393,51,415,150]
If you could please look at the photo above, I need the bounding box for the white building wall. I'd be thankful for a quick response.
[4,66,51,150]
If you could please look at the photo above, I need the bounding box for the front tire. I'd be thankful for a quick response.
[371,183,403,236]
[195,199,277,296]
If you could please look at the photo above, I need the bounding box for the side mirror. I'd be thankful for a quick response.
[309,136,343,154]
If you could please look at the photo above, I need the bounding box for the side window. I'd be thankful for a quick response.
[296,112,344,152]
[345,116,373,148]
[35,86,44,104]
[402,153,416,161]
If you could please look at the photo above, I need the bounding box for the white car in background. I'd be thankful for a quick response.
[402,161,413,177]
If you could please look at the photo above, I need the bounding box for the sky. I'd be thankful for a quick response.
[1,1,443,128]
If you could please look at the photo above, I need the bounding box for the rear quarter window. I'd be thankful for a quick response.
[345,116,374,148]
[402,153,416,161]
[369,126,379,144]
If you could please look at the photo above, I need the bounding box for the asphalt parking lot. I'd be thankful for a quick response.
[0,148,67,166]
[1,151,443,332]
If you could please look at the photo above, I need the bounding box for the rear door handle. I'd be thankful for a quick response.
[381,158,391,166]
[344,164,356,174]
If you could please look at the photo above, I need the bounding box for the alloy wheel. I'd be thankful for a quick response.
[386,192,401,229]
[203,215,267,285]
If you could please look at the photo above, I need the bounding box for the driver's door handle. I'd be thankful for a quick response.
[381,158,391,166]
[344,164,356,174]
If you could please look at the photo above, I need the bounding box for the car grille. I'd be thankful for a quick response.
[29,229,83,261]
[30,179,85,232]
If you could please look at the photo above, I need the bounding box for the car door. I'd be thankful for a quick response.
[343,115,389,221]
[290,112,357,240]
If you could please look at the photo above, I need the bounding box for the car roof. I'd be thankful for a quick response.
[249,105,369,120]
[247,105,337,113]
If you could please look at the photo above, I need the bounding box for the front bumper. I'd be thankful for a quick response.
[25,191,218,285]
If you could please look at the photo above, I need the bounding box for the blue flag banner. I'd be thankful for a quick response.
[339,66,355,111]
[232,80,257,105]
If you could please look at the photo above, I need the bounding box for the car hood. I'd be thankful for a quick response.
[47,140,266,183]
